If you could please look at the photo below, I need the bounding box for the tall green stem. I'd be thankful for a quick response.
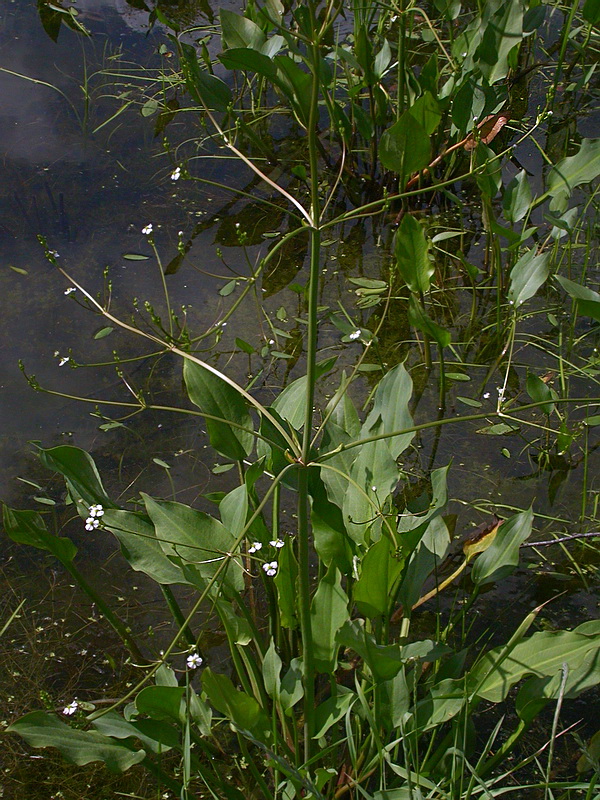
[297,9,323,766]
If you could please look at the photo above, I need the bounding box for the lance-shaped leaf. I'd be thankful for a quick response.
[92,711,180,753]
[310,566,349,672]
[394,214,434,294]
[354,535,404,617]
[555,274,600,323]
[508,249,550,307]
[142,494,244,592]
[184,359,254,461]
[102,509,186,585]
[202,668,271,743]
[37,445,113,510]
[272,357,336,429]
[380,112,431,186]
[526,372,557,416]
[548,138,600,213]
[7,712,146,772]
[503,169,532,223]
[468,620,600,703]
[220,9,267,51]
[3,506,77,563]
[471,507,532,585]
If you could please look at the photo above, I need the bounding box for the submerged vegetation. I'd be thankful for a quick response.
[3,0,600,797]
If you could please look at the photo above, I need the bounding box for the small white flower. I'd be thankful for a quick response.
[371,486,377,492]
[263,561,278,577]
[270,539,285,549]
[50,250,60,259]
[85,517,99,531]
[497,386,505,398]
[483,392,490,399]
[348,329,361,341]
[62,701,78,716]
[88,504,104,518]
[171,167,181,181]
[186,652,203,669]
[54,351,60,357]
[58,357,70,367]
[248,542,262,553]
[64,287,76,295]
[142,224,153,235]
[268,339,275,345]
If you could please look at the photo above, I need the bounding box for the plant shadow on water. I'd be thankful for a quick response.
[1,0,600,798]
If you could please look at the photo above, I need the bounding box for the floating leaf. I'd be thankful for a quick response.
[122,253,150,261]
[93,327,114,340]
[9,265,28,275]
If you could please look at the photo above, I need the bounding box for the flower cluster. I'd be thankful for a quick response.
[85,504,104,531]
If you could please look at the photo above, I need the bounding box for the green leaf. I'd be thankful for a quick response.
[219,47,279,81]
[180,43,232,112]
[93,326,114,340]
[102,509,186,585]
[468,620,600,703]
[475,142,502,199]
[555,274,600,322]
[219,280,237,297]
[263,638,282,700]
[272,357,336,429]
[337,619,405,682]
[508,249,550,307]
[142,495,244,592]
[362,362,415,460]
[313,691,356,739]
[273,540,299,629]
[503,169,532,223]
[394,214,433,294]
[92,712,179,754]
[471,507,532,585]
[526,372,556,415]
[380,113,431,186]
[219,484,248,539]
[183,359,254,460]
[354,535,404,617]
[220,9,266,50]
[279,658,303,713]
[2,506,77,563]
[7,712,145,772]
[202,668,271,742]
[408,91,442,135]
[398,516,451,610]
[475,0,523,85]
[311,474,354,574]
[136,686,186,723]
[38,445,113,510]
[122,253,150,261]
[548,138,600,213]
[310,566,349,671]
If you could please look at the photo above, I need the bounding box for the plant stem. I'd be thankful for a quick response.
[296,9,324,766]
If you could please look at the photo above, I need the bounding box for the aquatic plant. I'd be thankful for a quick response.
[4,0,600,797]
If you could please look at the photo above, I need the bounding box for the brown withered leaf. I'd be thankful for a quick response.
[463,113,510,152]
